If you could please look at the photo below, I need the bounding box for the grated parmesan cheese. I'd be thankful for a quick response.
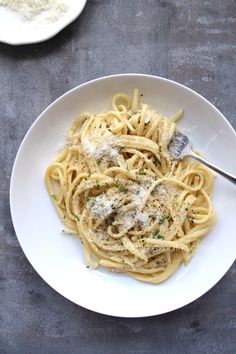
[120,210,135,231]
[131,177,154,205]
[135,211,149,227]
[156,184,179,204]
[82,133,121,162]
[132,186,148,204]
[91,194,114,219]
[0,0,69,21]
[89,176,169,233]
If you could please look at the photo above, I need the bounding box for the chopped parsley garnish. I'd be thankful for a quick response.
[117,184,127,192]
[51,194,57,201]
[75,215,80,221]
[95,179,100,186]
[153,231,164,240]
[86,265,90,269]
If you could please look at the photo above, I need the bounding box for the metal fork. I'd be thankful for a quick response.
[168,131,236,185]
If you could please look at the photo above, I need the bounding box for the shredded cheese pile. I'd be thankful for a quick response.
[0,0,69,21]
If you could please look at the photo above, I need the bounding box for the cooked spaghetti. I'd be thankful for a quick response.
[45,89,216,283]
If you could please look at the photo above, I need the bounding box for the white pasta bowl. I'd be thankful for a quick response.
[10,74,236,317]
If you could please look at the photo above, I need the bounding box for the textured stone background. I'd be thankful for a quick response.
[0,0,235,353]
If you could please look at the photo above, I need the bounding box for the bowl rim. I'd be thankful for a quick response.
[10,73,236,317]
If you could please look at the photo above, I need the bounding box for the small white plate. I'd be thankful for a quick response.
[10,74,236,317]
[0,0,87,45]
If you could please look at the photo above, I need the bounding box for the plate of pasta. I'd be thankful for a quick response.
[10,74,236,317]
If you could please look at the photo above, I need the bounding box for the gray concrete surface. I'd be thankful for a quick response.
[0,0,235,353]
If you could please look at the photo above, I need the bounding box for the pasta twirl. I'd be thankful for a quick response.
[45,89,216,284]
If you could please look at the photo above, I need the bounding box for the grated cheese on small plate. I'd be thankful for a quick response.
[0,0,70,21]
[0,0,87,45]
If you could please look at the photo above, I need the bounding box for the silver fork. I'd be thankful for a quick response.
[168,131,236,185]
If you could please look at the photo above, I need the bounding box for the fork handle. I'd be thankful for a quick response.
[190,152,236,185]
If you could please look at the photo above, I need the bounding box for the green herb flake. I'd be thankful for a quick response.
[51,194,57,201]
[153,231,164,240]
[95,179,100,186]
[117,184,127,192]
[86,265,90,269]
